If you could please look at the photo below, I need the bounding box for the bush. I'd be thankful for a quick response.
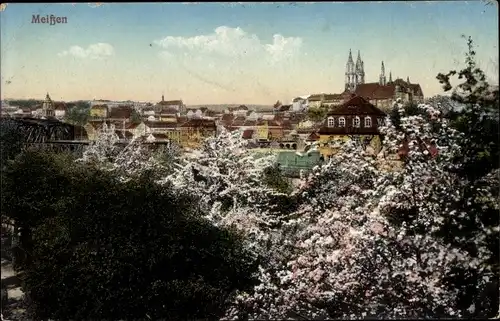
[1,151,258,320]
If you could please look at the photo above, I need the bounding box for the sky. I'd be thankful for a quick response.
[1,2,498,105]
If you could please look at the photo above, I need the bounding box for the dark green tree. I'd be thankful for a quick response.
[0,119,25,166]
[388,101,423,129]
[64,102,90,126]
[1,150,258,320]
[435,35,499,318]
[130,109,143,124]
[307,106,328,123]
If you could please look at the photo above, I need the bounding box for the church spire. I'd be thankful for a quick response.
[407,76,410,84]
[379,61,386,86]
[389,71,393,83]
[345,49,356,92]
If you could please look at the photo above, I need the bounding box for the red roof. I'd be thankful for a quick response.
[307,132,320,141]
[221,114,235,122]
[242,129,254,139]
[157,107,178,114]
[157,100,183,106]
[54,102,67,110]
[152,133,169,140]
[144,121,178,129]
[108,106,133,119]
[328,96,386,116]
[179,119,216,128]
[126,123,140,129]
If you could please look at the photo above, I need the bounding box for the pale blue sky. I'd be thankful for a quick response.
[1,2,498,104]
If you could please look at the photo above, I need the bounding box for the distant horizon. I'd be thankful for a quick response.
[1,2,498,104]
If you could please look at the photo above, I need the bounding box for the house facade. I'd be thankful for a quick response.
[317,95,387,159]
[89,104,109,118]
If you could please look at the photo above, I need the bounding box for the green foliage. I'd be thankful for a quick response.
[307,106,328,122]
[131,109,142,124]
[389,101,423,129]
[435,35,499,318]
[5,99,42,109]
[263,164,293,194]
[0,119,25,165]
[437,35,499,180]
[64,102,90,126]
[1,150,258,320]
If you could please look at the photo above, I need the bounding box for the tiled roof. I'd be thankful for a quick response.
[108,106,133,119]
[267,120,282,127]
[307,132,320,140]
[221,114,235,122]
[354,83,395,100]
[179,119,216,128]
[355,80,424,101]
[126,123,140,129]
[327,96,386,116]
[281,120,293,130]
[308,94,323,102]
[176,116,188,123]
[157,100,183,106]
[231,119,245,127]
[152,133,169,140]
[144,121,178,129]
[242,129,254,139]
[54,102,67,110]
[323,94,343,101]
[157,107,178,114]
[279,105,291,112]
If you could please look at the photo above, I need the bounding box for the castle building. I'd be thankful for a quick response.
[341,50,424,112]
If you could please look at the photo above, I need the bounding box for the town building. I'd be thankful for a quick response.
[89,104,109,119]
[155,95,186,114]
[317,95,387,159]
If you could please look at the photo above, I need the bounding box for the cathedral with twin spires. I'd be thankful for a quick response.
[342,49,424,111]
[345,49,365,92]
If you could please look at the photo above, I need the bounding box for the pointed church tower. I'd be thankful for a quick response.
[355,50,365,86]
[389,71,393,83]
[407,76,410,84]
[42,92,55,118]
[345,49,356,92]
[379,61,387,86]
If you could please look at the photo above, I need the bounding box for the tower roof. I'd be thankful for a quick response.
[348,49,353,63]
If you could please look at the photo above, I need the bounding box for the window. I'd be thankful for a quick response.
[327,117,335,127]
[364,116,372,127]
[353,116,360,128]
[339,117,345,127]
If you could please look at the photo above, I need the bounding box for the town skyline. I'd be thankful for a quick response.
[1,2,498,105]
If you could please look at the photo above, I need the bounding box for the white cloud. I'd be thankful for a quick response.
[154,26,302,62]
[58,43,115,59]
